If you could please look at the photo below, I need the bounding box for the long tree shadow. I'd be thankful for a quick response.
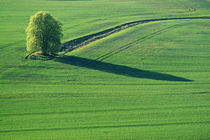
[55,56,193,82]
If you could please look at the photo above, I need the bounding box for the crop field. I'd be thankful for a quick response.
[0,0,210,139]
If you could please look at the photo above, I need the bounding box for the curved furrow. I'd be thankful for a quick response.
[61,16,210,54]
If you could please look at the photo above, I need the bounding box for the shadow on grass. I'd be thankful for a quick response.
[55,56,193,82]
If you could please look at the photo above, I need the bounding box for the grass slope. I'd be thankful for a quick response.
[0,0,210,139]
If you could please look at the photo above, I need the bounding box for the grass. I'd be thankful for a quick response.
[0,0,210,139]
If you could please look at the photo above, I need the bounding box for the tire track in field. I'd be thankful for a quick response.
[0,40,24,50]
[1,105,209,117]
[92,25,177,65]
[1,121,210,133]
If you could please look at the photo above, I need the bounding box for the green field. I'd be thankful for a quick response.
[0,0,210,139]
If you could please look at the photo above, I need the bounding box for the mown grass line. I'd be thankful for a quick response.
[61,16,210,54]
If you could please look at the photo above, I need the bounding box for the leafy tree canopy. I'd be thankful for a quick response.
[26,11,63,56]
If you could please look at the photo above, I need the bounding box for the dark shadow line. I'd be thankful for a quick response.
[61,16,210,53]
[54,56,193,82]
[1,121,209,133]
[192,92,210,94]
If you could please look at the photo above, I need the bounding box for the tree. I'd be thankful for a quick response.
[26,11,63,56]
